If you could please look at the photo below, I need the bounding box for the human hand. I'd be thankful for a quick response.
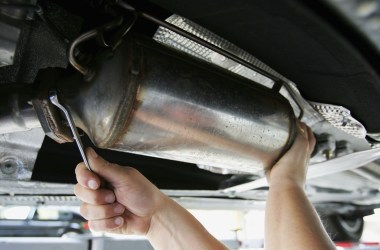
[266,121,316,188]
[74,148,168,235]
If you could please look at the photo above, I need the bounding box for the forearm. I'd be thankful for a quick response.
[147,196,228,250]
[265,182,335,250]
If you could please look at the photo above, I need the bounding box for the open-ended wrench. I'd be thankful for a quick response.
[49,90,92,171]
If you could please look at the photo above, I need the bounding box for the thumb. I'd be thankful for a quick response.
[85,147,127,184]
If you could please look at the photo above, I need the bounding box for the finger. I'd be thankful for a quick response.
[306,125,316,153]
[88,216,125,232]
[74,184,115,205]
[86,148,129,183]
[80,202,125,220]
[296,120,304,132]
[297,121,308,138]
[290,121,307,151]
[75,163,102,190]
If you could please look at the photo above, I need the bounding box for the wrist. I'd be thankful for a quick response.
[269,178,305,191]
[268,166,306,189]
[146,196,228,250]
[146,193,173,237]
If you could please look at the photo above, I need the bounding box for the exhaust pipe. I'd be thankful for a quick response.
[52,34,296,173]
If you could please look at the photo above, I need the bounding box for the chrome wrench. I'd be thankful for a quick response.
[49,90,92,171]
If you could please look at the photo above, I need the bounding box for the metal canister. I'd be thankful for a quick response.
[59,34,296,173]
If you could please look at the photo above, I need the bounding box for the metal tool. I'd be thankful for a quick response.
[49,90,92,171]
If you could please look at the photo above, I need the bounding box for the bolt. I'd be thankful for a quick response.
[0,157,23,175]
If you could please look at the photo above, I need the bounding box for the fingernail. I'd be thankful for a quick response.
[88,148,98,158]
[105,194,115,203]
[88,180,98,190]
[114,216,123,226]
[114,204,125,214]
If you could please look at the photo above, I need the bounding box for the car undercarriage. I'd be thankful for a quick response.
[1,0,380,242]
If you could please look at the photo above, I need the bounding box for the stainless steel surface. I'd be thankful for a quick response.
[153,15,275,89]
[49,91,92,171]
[151,14,324,126]
[311,117,370,152]
[0,93,41,134]
[68,18,125,76]
[59,34,296,174]
[0,128,44,181]
[280,82,324,126]
[197,164,248,175]
[0,21,20,67]
[118,3,323,125]
[118,1,283,83]
[224,146,380,193]
[311,102,367,138]
[68,29,98,76]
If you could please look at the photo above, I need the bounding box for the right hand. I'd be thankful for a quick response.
[74,148,168,235]
[266,121,316,188]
